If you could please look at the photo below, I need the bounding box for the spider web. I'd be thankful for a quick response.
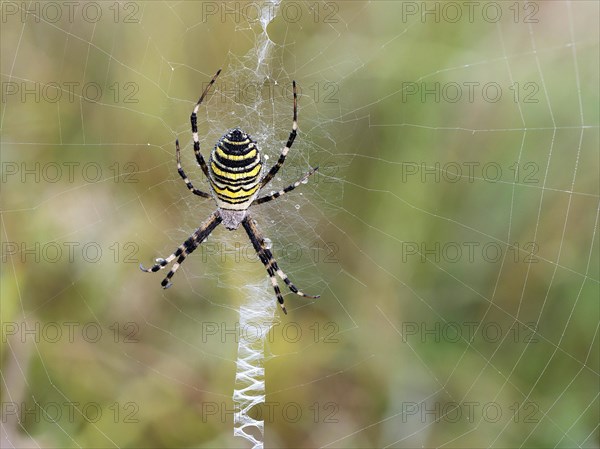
[1,1,598,448]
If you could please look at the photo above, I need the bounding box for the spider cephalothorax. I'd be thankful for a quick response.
[140,69,319,314]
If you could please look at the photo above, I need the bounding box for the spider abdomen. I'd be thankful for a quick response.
[209,128,263,211]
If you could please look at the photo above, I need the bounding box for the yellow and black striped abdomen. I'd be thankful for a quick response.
[209,128,263,210]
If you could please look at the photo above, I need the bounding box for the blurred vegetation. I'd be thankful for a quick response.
[1,1,598,448]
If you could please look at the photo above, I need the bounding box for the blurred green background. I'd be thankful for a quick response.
[1,1,598,448]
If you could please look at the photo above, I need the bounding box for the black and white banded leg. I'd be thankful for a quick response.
[242,216,319,314]
[176,139,210,198]
[259,80,298,188]
[254,166,319,205]
[140,212,222,288]
[191,69,222,178]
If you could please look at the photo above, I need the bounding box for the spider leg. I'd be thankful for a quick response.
[259,80,298,189]
[176,139,211,198]
[253,166,318,206]
[140,211,222,288]
[242,215,319,314]
[191,68,222,178]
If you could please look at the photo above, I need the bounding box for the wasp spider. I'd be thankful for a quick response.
[141,69,320,314]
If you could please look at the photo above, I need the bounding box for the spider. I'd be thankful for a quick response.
[140,69,320,314]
